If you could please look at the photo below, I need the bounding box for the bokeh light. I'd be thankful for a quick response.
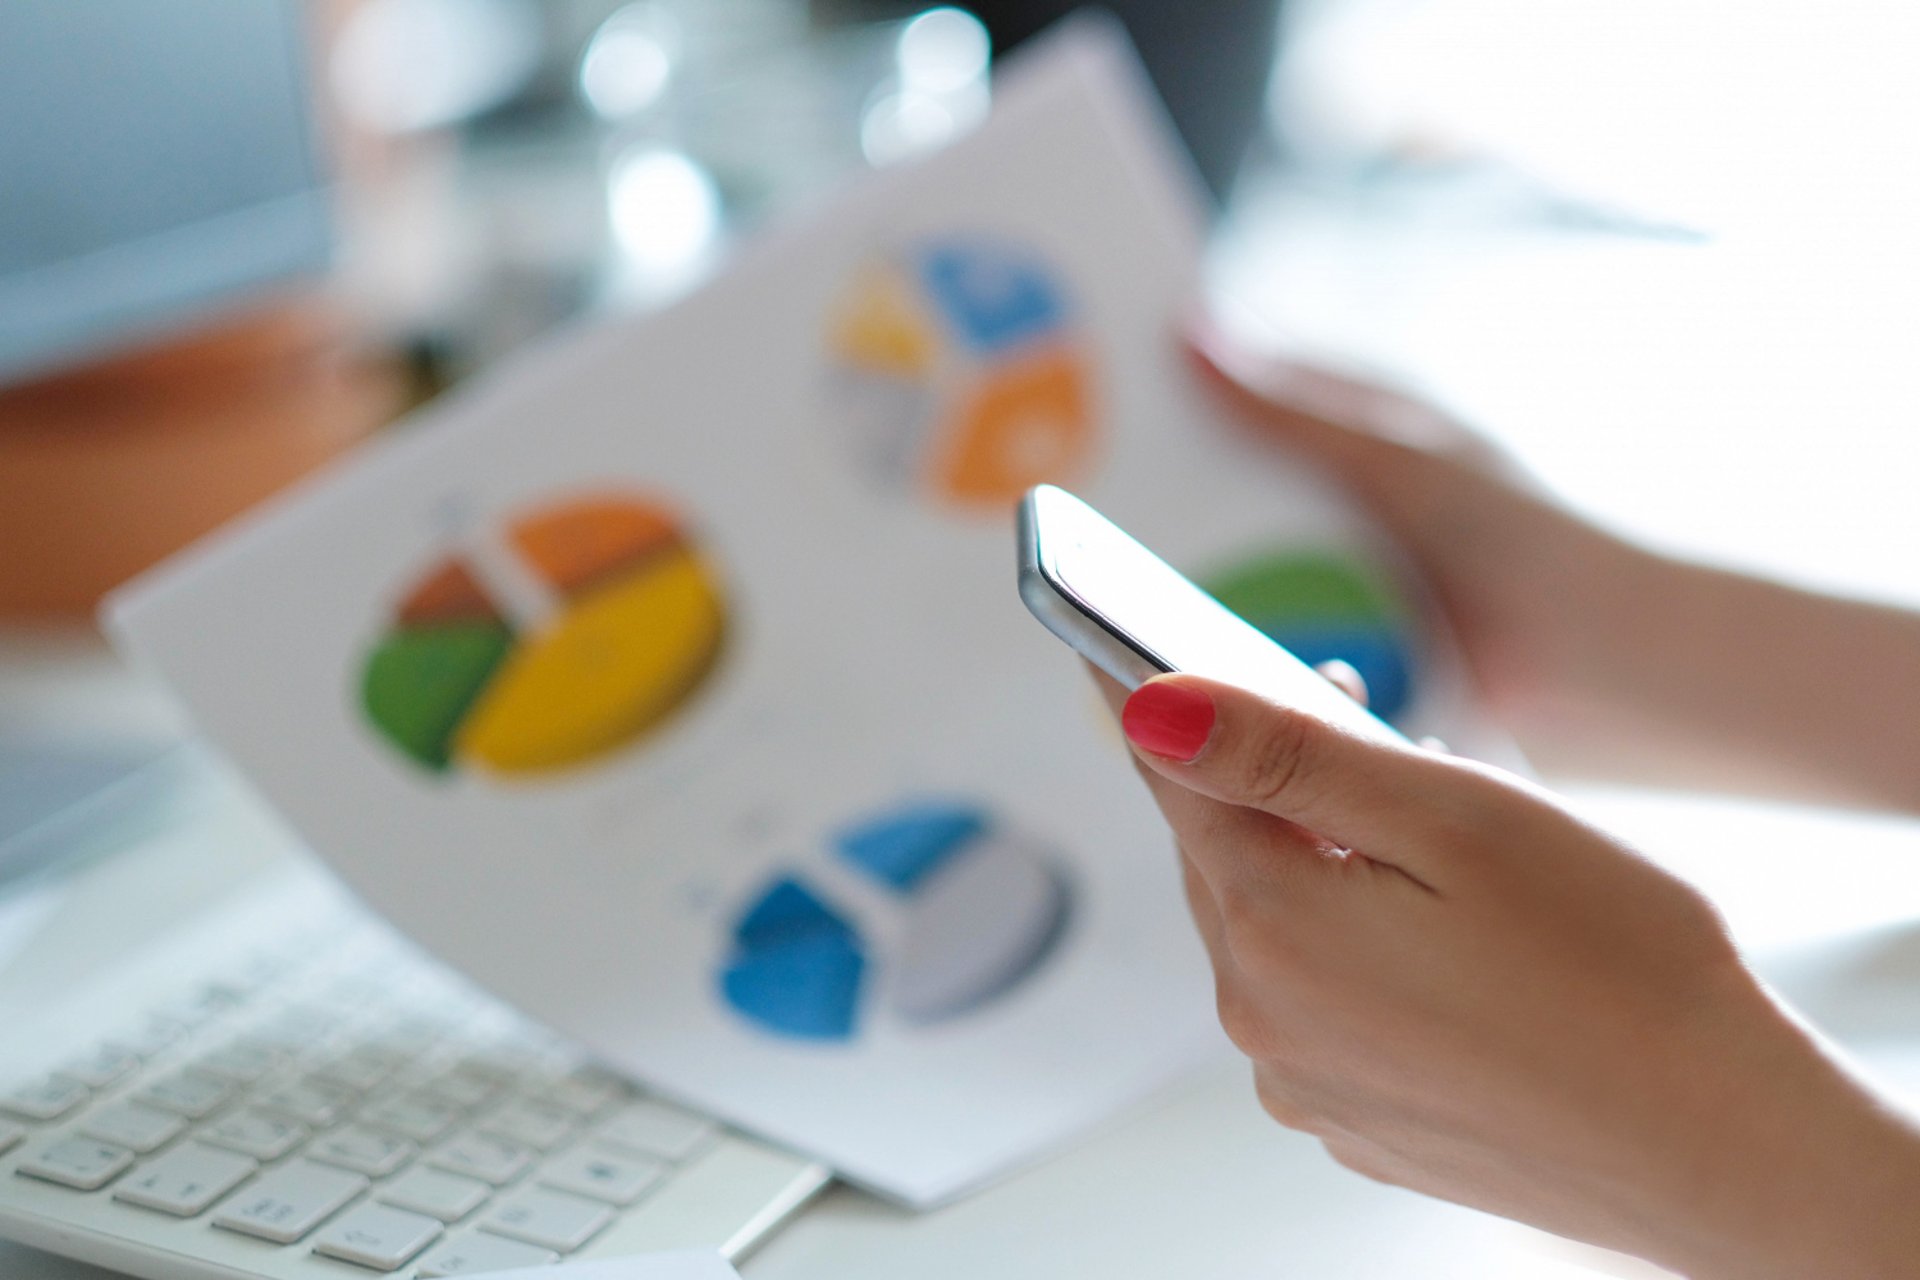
[607,146,721,294]
[580,3,679,122]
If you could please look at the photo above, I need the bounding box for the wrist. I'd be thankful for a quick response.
[1551,532,1692,710]
[1550,548,1920,809]
[1496,524,1683,736]
[1647,991,1920,1279]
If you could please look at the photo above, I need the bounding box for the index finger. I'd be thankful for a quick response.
[1120,672,1557,889]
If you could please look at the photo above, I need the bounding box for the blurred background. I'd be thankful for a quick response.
[2,0,1918,943]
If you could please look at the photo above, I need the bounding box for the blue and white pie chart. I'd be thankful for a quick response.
[719,802,1072,1041]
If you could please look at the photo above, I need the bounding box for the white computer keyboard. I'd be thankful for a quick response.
[0,869,828,1279]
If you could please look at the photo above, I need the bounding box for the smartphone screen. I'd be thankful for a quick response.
[1020,484,1406,746]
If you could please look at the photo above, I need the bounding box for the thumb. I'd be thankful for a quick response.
[1119,672,1504,887]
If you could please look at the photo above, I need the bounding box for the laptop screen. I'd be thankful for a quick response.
[0,0,332,385]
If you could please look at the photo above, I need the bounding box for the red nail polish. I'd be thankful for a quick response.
[1121,682,1215,762]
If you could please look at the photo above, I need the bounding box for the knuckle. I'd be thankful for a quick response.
[1252,1074,1318,1134]
[1240,708,1319,812]
[1452,773,1518,835]
[1214,982,1281,1061]
[1213,884,1293,975]
[1212,882,1268,949]
[1674,883,1736,947]
[1415,769,1511,859]
[1324,1139,1399,1187]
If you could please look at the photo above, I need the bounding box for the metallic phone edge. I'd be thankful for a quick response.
[1016,487,1163,690]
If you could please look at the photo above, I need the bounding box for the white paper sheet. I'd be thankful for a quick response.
[109,19,1491,1206]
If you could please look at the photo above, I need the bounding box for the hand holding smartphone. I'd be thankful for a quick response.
[1016,484,1406,747]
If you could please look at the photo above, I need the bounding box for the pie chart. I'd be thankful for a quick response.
[1204,551,1419,723]
[720,801,1071,1041]
[360,493,726,776]
[829,236,1096,509]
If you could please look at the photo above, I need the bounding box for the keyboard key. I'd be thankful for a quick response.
[16,1136,134,1190]
[211,1159,366,1244]
[308,1125,416,1177]
[415,1233,558,1277]
[480,1187,611,1253]
[594,1099,715,1162]
[113,1144,256,1216]
[0,1119,23,1155]
[2,1075,89,1121]
[313,1202,442,1270]
[376,1166,490,1222]
[194,1040,280,1084]
[476,1099,576,1152]
[360,1094,460,1143]
[61,1044,141,1088]
[426,1133,532,1186]
[81,1102,186,1154]
[199,1109,308,1161]
[253,1082,349,1128]
[538,1146,667,1206]
[542,1071,626,1117]
[139,1072,232,1120]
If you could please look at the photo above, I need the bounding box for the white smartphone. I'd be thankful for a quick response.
[1016,484,1407,747]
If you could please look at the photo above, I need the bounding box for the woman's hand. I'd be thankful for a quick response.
[1186,319,1662,742]
[1104,668,1920,1277]
[1188,320,1920,811]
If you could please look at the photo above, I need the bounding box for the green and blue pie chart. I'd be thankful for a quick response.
[1203,551,1419,723]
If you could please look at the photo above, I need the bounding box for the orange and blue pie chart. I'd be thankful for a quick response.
[720,801,1071,1041]
[829,237,1096,509]
[361,494,726,777]
[1204,551,1419,724]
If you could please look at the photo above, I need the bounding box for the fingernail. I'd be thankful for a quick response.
[1121,681,1216,762]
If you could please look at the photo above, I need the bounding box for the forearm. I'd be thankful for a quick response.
[1521,549,1920,813]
